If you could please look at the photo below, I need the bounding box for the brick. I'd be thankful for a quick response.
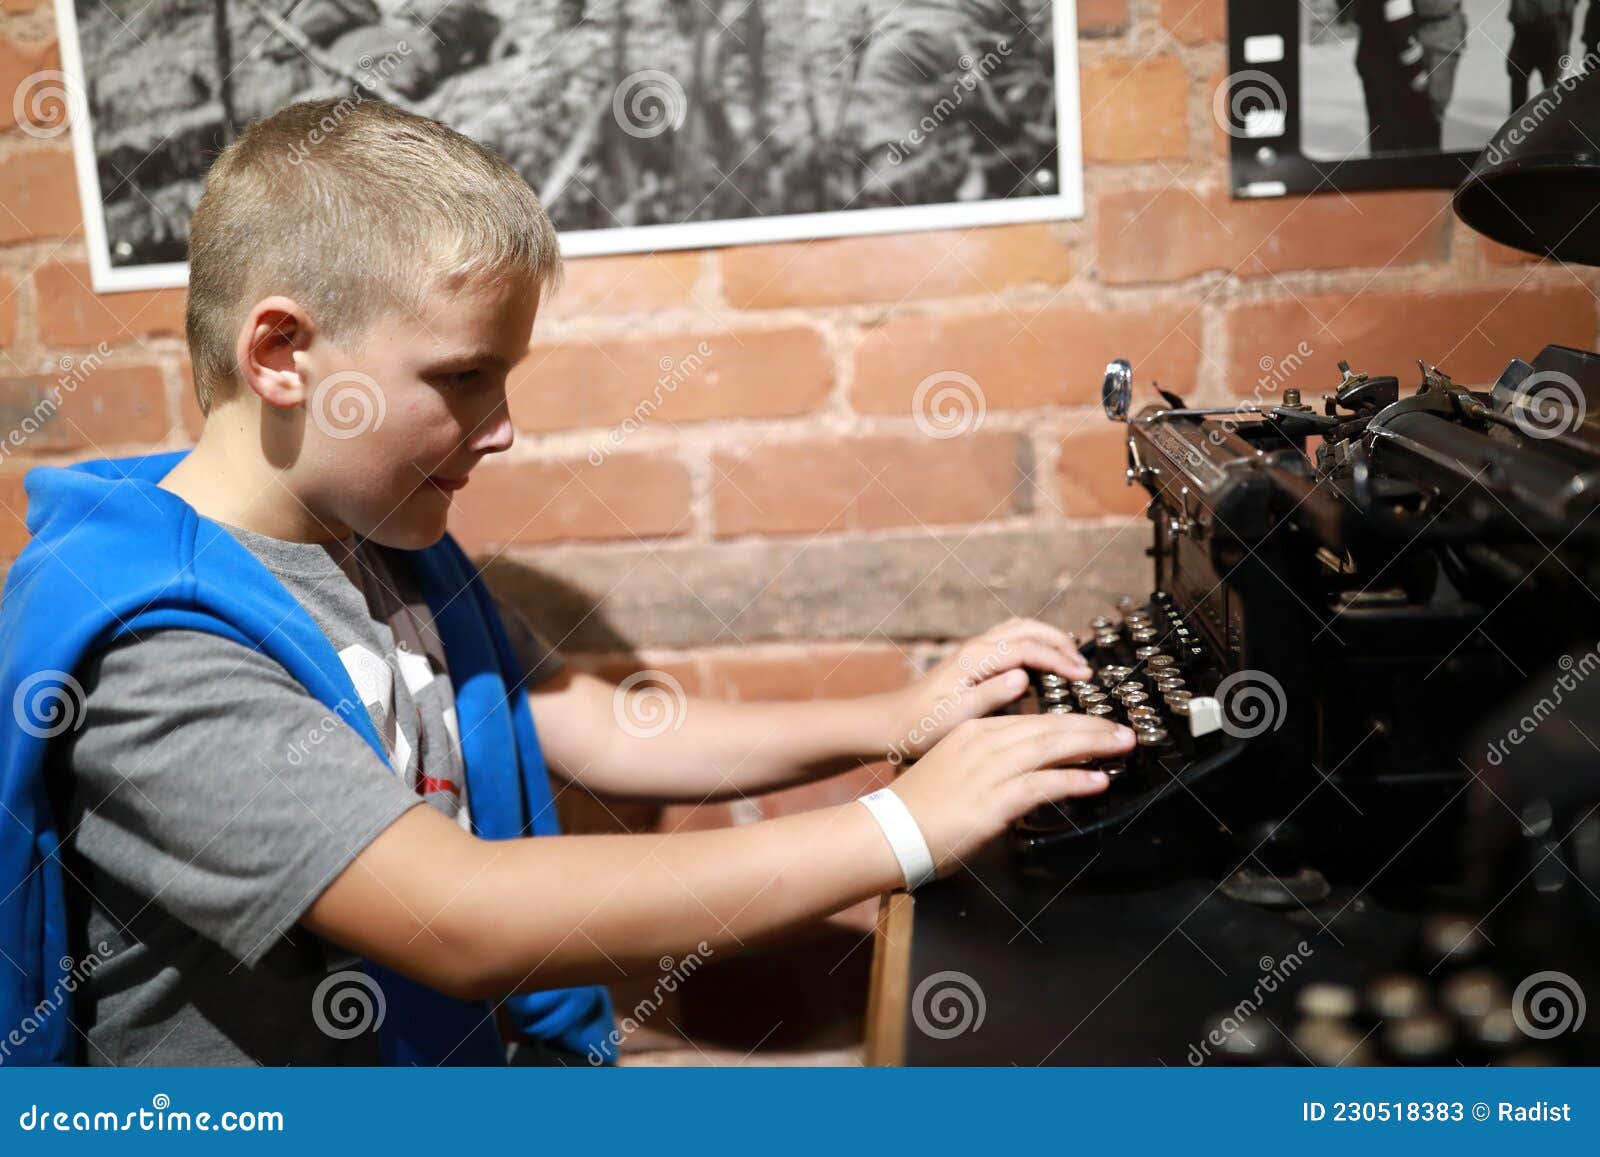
[0,274,14,350]
[509,326,831,433]
[1479,233,1542,266]
[34,262,185,346]
[1055,421,1148,517]
[541,251,702,321]
[1160,0,1226,44]
[478,526,1150,649]
[1225,285,1596,394]
[0,149,82,244]
[1080,56,1189,163]
[1095,186,1451,284]
[0,34,61,135]
[0,0,53,13]
[719,224,1076,310]
[0,363,166,454]
[177,362,204,441]
[851,301,1204,414]
[710,432,1026,538]
[447,453,691,548]
[0,468,29,556]
[697,643,915,702]
[1078,0,1129,37]
[562,653,704,696]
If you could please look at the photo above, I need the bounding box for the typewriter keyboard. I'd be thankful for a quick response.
[1009,591,1243,852]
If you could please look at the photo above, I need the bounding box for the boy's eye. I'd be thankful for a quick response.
[433,370,481,390]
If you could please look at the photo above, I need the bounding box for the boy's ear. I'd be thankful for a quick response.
[235,296,316,409]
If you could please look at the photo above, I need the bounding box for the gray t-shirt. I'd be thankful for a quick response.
[46,523,562,1066]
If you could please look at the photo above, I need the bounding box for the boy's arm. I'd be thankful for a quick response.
[529,617,1090,801]
[302,712,1133,997]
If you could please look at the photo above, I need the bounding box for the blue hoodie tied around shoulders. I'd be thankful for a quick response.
[0,450,615,1066]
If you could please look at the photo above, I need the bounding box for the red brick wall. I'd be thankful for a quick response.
[5,0,1597,879]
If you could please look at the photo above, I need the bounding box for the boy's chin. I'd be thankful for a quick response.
[361,509,451,551]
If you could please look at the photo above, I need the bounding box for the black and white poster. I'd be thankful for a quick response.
[1224,0,1597,196]
[42,0,1081,293]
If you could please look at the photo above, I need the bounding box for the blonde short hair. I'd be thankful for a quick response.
[185,97,561,415]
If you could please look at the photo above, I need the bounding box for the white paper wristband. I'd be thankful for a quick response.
[858,788,937,892]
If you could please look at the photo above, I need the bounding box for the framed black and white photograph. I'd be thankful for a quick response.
[1223,0,1599,197]
[48,0,1082,293]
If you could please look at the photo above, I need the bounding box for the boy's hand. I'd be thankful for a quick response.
[890,714,1135,876]
[882,617,1091,762]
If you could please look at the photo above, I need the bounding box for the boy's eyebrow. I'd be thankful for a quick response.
[424,349,523,372]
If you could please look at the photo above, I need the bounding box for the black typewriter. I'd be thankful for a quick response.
[1009,346,1600,902]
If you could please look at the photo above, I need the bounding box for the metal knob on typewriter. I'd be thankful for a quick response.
[1165,690,1193,715]
[1134,726,1169,747]
[1038,672,1066,690]
[1127,705,1160,725]
[1085,703,1115,717]
[1090,616,1113,632]
[1147,654,1177,670]
[1134,645,1163,661]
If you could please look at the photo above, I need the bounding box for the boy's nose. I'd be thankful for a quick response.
[468,404,515,456]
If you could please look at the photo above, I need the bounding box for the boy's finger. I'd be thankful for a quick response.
[986,618,1086,659]
[962,668,1030,716]
[1022,767,1113,804]
[996,717,1135,773]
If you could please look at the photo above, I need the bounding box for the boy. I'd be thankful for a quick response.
[0,99,1131,1067]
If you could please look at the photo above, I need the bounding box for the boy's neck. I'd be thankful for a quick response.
[160,409,355,546]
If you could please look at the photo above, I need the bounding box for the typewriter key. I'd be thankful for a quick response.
[1134,727,1168,747]
[1465,1007,1519,1051]
[1295,1018,1372,1067]
[1070,681,1096,694]
[1046,703,1074,715]
[1366,974,1429,1020]
[1116,595,1136,611]
[1078,692,1109,708]
[1421,914,1487,965]
[1131,631,1158,646]
[1090,616,1113,631]
[1147,654,1177,670]
[1085,703,1115,717]
[1119,690,1149,706]
[1134,645,1162,660]
[1440,970,1506,1019]
[1165,691,1192,715]
[1127,706,1160,724]
[1298,983,1359,1020]
[1384,1013,1454,1064]
[1038,672,1066,690]
[1101,762,1125,779]
[1153,675,1185,693]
